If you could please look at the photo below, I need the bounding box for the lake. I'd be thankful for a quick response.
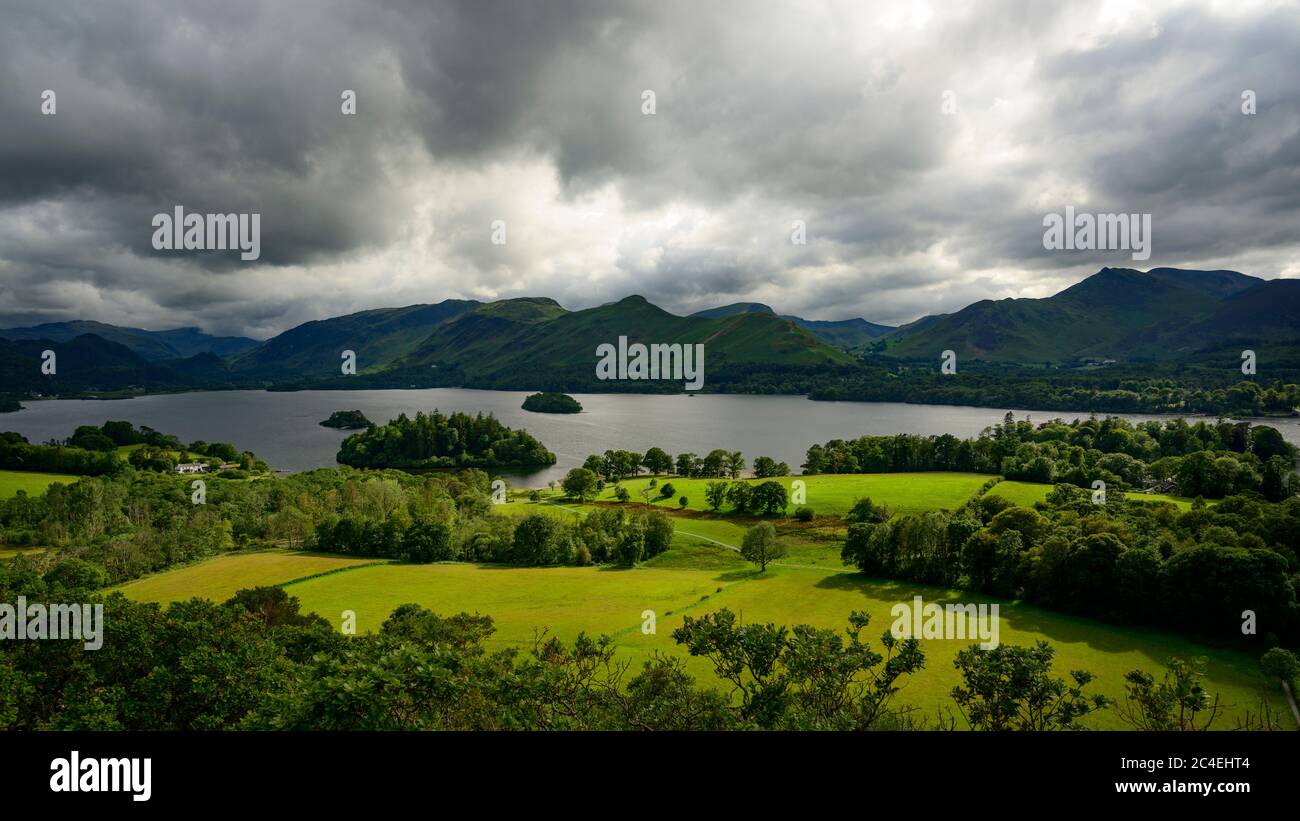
[4,389,1298,487]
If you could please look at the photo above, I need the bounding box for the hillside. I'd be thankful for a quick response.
[4,271,1297,401]
[0,320,257,361]
[690,302,894,349]
[0,333,237,394]
[393,295,854,389]
[230,299,481,378]
[877,267,1277,364]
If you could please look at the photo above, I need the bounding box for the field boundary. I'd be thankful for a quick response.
[276,559,391,590]
[541,499,852,573]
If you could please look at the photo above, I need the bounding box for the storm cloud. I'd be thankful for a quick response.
[0,0,1297,337]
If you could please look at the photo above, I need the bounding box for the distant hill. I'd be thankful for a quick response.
[391,295,853,389]
[876,267,1275,364]
[229,300,481,378]
[0,333,237,394]
[5,270,1297,400]
[0,320,258,361]
[690,302,894,350]
[690,302,774,319]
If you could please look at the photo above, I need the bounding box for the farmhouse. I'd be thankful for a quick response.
[175,463,209,474]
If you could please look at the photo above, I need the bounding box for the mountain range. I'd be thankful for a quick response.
[876,267,1299,364]
[0,320,257,361]
[1,266,1297,400]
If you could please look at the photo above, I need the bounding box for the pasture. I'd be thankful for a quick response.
[582,471,993,517]
[111,550,386,604]
[277,559,1287,730]
[0,470,79,499]
[113,548,1291,729]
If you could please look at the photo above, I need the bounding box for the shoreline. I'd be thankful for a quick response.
[4,384,1296,422]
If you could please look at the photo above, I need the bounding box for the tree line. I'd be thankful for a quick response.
[805,413,1298,501]
[809,362,1300,418]
[313,505,673,568]
[0,421,267,476]
[578,447,791,482]
[841,484,1300,647]
[0,456,678,586]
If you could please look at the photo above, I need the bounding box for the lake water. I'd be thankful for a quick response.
[4,389,1298,487]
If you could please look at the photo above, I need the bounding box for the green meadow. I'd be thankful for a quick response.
[114,549,1289,729]
[588,471,992,517]
[0,470,79,499]
[112,551,386,604]
[107,470,1291,729]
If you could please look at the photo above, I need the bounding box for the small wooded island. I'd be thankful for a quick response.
[337,410,556,468]
[319,410,373,429]
[521,392,583,414]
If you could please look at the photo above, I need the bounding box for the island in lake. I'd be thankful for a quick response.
[522,392,583,414]
[319,410,373,429]
[336,410,556,468]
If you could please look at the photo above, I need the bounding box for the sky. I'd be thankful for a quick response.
[0,0,1297,339]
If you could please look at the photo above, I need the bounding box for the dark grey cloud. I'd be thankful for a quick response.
[0,0,1297,337]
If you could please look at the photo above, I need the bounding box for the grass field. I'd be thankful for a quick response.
[501,498,848,569]
[111,551,387,604]
[984,480,1052,507]
[114,549,1291,729]
[583,472,992,517]
[987,480,1204,510]
[0,470,79,499]
[277,560,1286,730]
[108,468,1287,730]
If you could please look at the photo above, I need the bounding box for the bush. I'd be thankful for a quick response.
[510,514,573,566]
[845,497,890,523]
[794,506,814,522]
[750,481,789,515]
[679,496,688,509]
[402,519,454,563]
[659,482,676,499]
[641,511,674,559]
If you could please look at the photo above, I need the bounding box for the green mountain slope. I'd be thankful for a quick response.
[0,334,238,394]
[1170,279,1300,362]
[878,267,1267,363]
[690,302,894,350]
[230,300,481,377]
[0,320,257,361]
[395,295,852,388]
